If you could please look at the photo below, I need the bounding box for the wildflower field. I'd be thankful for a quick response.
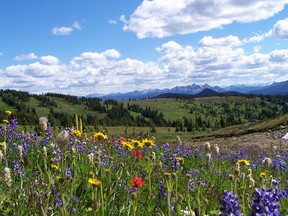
[1,112,288,215]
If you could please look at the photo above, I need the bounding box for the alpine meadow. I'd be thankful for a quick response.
[1,89,288,215]
[2,0,288,215]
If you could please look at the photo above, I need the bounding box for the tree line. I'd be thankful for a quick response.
[1,89,288,133]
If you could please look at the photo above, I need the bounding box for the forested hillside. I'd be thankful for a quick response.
[1,89,288,133]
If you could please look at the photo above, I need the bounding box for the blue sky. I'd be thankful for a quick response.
[1,0,288,96]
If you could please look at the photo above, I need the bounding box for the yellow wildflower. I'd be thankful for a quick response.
[56,176,65,183]
[124,142,134,150]
[120,141,127,147]
[177,157,185,164]
[130,139,142,148]
[3,120,9,124]
[120,141,134,150]
[51,164,59,170]
[229,174,235,180]
[260,172,267,178]
[88,178,102,187]
[71,129,81,137]
[5,110,12,116]
[0,142,5,147]
[93,132,108,140]
[141,138,155,147]
[237,159,250,166]
[105,168,110,173]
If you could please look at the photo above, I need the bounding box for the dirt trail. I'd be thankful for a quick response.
[187,127,288,157]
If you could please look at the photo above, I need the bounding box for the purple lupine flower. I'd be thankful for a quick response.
[65,167,72,181]
[45,123,53,140]
[183,146,192,158]
[68,206,76,214]
[269,180,286,201]
[160,144,171,162]
[66,196,78,214]
[194,147,203,158]
[76,141,85,153]
[170,154,180,172]
[19,133,32,150]
[284,181,288,197]
[6,118,20,141]
[129,186,139,194]
[188,169,201,177]
[159,180,167,197]
[51,149,62,162]
[236,148,247,160]
[251,186,282,216]
[271,158,287,172]
[160,144,171,172]
[11,160,25,177]
[215,169,221,176]
[41,123,53,145]
[55,199,63,208]
[220,190,242,216]
[101,153,109,167]
[0,126,4,137]
[188,178,195,193]
[70,196,78,202]
[174,145,182,157]
[118,179,128,191]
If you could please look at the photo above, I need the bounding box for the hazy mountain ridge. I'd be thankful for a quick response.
[250,80,288,95]
[87,80,288,100]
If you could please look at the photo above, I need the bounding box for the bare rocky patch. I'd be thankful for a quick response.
[187,127,288,158]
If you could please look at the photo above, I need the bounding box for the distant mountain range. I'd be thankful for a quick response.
[86,80,288,100]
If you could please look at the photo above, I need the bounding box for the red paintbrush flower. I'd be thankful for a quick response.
[131,176,144,189]
[132,149,142,159]
[118,136,126,143]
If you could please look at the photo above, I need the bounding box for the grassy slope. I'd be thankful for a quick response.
[24,96,106,119]
[0,100,16,112]
[124,96,265,125]
[122,96,288,142]
[124,98,193,120]
[1,95,288,143]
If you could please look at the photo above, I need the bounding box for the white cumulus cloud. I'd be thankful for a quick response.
[52,21,82,36]
[102,49,121,59]
[39,55,60,65]
[268,18,288,39]
[199,35,242,47]
[244,18,288,43]
[2,35,288,95]
[15,53,38,61]
[52,26,74,35]
[269,50,288,62]
[124,0,288,38]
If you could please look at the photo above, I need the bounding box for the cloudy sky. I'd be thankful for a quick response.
[1,0,288,96]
